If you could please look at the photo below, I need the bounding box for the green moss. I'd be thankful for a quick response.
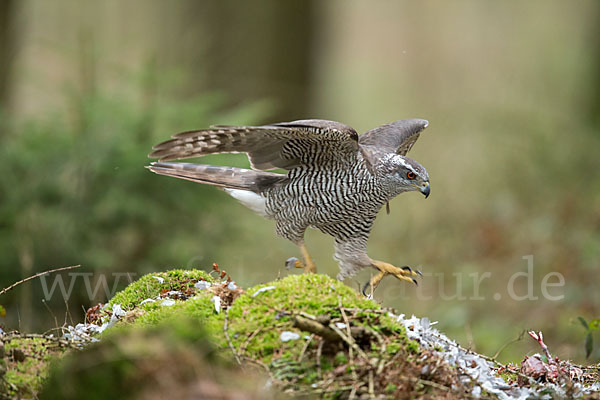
[406,340,420,354]
[498,369,519,383]
[334,351,348,365]
[107,269,214,311]
[386,342,403,355]
[2,337,68,398]
[225,274,370,363]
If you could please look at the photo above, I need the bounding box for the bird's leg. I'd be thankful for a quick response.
[285,244,317,274]
[362,260,421,295]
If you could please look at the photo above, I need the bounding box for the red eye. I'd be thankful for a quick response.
[407,171,416,180]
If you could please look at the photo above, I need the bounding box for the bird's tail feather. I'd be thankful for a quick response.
[147,162,287,193]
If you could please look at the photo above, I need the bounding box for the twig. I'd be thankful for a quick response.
[1,376,18,395]
[367,326,386,375]
[240,327,261,356]
[368,370,375,398]
[224,308,241,365]
[316,339,324,378]
[339,301,359,385]
[328,322,371,365]
[1,332,84,349]
[492,330,525,359]
[465,323,476,351]
[292,384,355,396]
[41,300,59,331]
[297,333,314,363]
[0,265,81,297]
[349,385,357,400]
[293,315,339,341]
[340,307,390,315]
[64,298,75,328]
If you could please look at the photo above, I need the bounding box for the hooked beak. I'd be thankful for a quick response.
[420,182,430,198]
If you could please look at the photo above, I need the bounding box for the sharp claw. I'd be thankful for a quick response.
[400,265,423,277]
[285,257,299,270]
[362,281,371,296]
[411,278,418,286]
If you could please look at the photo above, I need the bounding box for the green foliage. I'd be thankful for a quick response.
[0,80,269,325]
[577,316,600,359]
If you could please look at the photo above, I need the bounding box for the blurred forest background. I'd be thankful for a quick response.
[0,0,599,364]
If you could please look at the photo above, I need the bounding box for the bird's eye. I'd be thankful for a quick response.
[406,171,416,180]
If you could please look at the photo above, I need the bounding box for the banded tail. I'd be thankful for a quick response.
[146,162,288,216]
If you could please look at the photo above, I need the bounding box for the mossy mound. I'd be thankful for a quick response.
[115,272,470,398]
[213,274,463,397]
[39,270,475,399]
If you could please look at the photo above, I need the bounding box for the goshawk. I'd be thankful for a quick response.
[148,119,430,293]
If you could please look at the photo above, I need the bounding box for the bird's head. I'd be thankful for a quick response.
[378,154,430,198]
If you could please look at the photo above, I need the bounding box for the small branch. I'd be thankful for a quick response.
[492,330,526,360]
[297,333,314,363]
[328,322,371,365]
[367,326,386,375]
[316,339,324,379]
[340,302,359,386]
[1,332,84,349]
[224,308,241,365]
[293,316,339,342]
[240,327,261,357]
[41,300,59,331]
[0,265,81,297]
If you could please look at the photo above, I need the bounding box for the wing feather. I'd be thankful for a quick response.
[149,119,360,171]
[358,119,429,156]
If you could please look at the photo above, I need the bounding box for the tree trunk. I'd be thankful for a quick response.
[0,0,15,114]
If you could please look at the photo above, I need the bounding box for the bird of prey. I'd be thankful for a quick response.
[148,119,430,293]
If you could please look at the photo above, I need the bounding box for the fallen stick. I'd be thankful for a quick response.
[0,265,81,297]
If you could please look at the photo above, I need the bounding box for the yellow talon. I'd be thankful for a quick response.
[285,244,317,274]
[362,260,421,295]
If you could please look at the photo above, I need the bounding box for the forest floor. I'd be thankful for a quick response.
[1,267,599,399]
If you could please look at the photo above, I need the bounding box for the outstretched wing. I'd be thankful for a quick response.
[358,119,429,156]
[149,119,360,171]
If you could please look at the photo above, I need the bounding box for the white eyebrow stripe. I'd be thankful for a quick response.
[380,153,419,176]
[395,156,418,174]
